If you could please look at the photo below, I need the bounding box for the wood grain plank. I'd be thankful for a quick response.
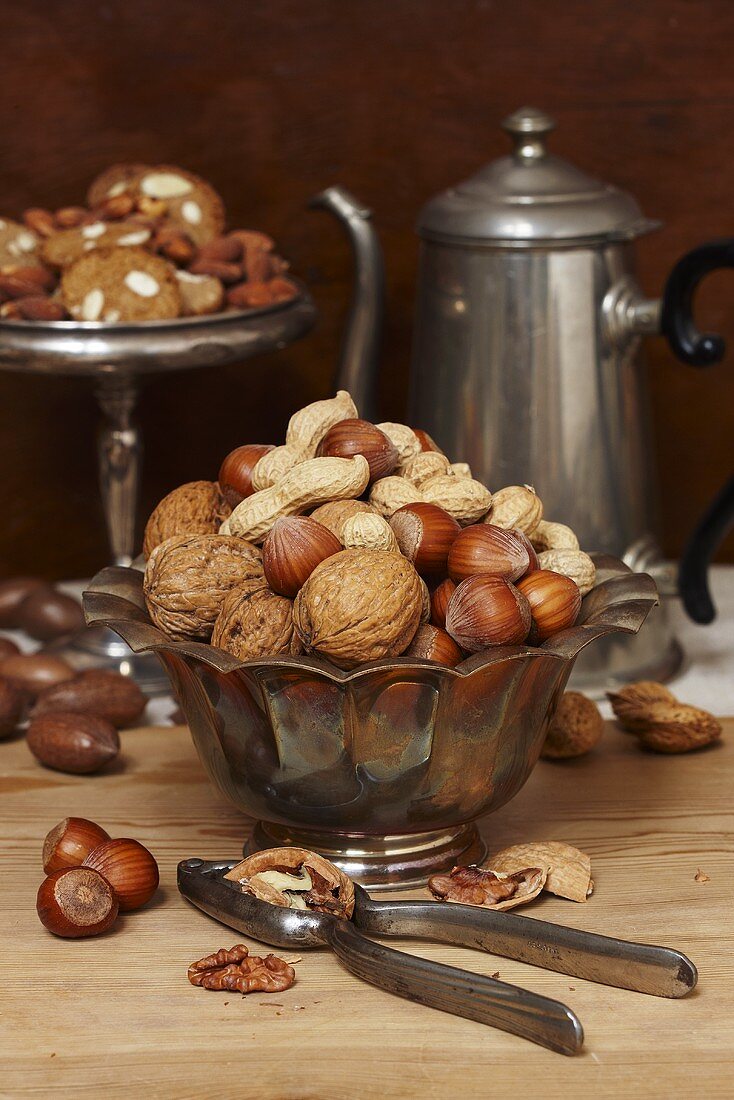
[1,718,731,1097]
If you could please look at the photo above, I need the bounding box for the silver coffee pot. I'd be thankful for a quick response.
[314,107,734,691]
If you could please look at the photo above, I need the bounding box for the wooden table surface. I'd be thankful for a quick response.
[2,718,732,1099]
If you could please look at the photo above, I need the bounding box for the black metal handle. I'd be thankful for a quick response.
[661,239,734,366]
[660,239,734,621]
[678,474,734,623]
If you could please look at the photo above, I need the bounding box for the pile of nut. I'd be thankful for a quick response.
[0,162,296,322]
[37,816,159,938]
[142,392,596,670]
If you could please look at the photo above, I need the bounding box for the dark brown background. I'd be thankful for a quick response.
[0,0,732,578]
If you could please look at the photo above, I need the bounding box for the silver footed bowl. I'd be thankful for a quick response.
[83,556,657,887]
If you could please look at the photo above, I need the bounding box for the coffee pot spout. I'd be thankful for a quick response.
[309,186,385,420]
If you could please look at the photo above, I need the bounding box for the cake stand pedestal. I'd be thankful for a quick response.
[0,291,316,693]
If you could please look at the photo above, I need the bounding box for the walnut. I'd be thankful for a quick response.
[187,944,295,993]
[224,847,355,919]
[143,481,231,558]
[428,864,547,910]
[143,534,264,640]
[211,581,301,660]
[541,692,604,759]
[293,549,423,669]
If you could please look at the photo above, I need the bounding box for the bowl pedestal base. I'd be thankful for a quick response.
[245,821,486,890]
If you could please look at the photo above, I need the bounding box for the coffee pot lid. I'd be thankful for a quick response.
[417,107,656,246]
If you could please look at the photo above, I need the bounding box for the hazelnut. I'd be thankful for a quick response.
[445,576,531,651]
[317,418,399,483]
[37,866,119,938]
[143,481,232,559]
[83,837,159,911]
[42,817,111,874]
[218,444,275,507]
[516,569,582,643]
[541,692,604,759]
[0,677,24,739]
[389,502,460,579]
[31,669,146,729]
[404,624,463,667]
[143,533,264,640]
[448,524,531,584]
[293,549,423,669]
[26,712,120,774]
[430,578,457,629]
[211,582,301,660]
[411,428,444,454]
[262,516,342,597]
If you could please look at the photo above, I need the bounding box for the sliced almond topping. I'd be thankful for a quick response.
[81,221,107,240]
[124,270,160,297]
[141,172,192,199]
[116,229,150,247]
[181,200,203,225]
[80,288,104,321]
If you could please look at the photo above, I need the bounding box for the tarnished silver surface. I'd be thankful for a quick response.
[407,109,679,690]
[179,859,696,999]
[0,292,315,690]
[311,189,383,421]
[85,556,657,884]
[0,287,316,375]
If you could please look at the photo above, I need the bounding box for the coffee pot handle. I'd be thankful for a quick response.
[659,239,734,620]
[309,187,384,420]
[678,475,734,624]
[661,238,734,365]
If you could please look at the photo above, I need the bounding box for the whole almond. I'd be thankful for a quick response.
[11,296,68,321]
[95,193,135,220]
[0,267,55,299]
[198,236,243,264]
[229,229,274,253]
[31,669,146,728]
[23,208,56,237]
[54,206,88,229]
[189,258,242,284]
[155,229,197,266]
[227,281,273,309]
[27,712,120,774]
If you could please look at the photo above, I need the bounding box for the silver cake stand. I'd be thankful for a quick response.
[0,289,316,693]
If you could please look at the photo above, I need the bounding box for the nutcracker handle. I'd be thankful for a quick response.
[661,238,734,365]
[324,919,584,1056]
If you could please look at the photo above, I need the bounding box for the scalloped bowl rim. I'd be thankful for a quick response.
[82,554,659,685]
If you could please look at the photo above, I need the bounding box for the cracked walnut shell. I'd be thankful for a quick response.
[293,549,423,669]
[143,480,231,559]
[225,846,355,919]
[143,533,264,640]
[428,864,547,910]
[489,842,593,903]
[211,581,301,660]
